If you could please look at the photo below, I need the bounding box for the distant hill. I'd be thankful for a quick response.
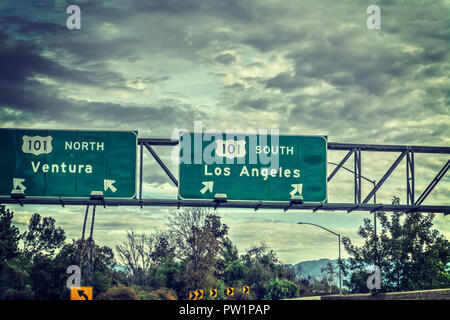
[286,258,353,290]
[294,258,337,280]
[289,258,338,281]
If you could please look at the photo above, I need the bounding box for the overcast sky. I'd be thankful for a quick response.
[1,0,449,264]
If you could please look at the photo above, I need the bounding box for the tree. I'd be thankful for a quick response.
[224,260,245,285]
[168,208,229,294]
[342,196,450,293]
[217,237,239,276]
[115,229,177,286]
[263,277,299,300]
[115,230,153,286]
[21,213,66,258]
[150,231,176,266]
[321,261,338,293]
[147,257,182,290]
[0,206,20,274]
[345,269,371,294]
[241,242,285,299]
[0,206,125,300]
[52,239,122,299]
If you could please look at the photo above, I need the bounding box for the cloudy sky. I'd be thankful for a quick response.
[1,0,449,264]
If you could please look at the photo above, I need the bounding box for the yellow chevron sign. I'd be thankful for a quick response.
[189,289,204,300]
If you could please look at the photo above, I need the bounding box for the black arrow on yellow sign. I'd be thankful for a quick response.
[243,286,250,294]
[210,289,218,298]
[226,287,234,296]
[189,290,204,300]
[77,290,89,300]
[189,290,197,300]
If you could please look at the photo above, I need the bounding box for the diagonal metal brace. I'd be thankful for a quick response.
[362,150,407,204]
[415,159,450,206]
[327,149,355,182]
[144,142,178,187]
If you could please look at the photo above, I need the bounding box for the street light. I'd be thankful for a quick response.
[327,161,378,271]
[297,222,342,295]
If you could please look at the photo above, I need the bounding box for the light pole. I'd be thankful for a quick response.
[297,222,342,295]
[327,161,378,270]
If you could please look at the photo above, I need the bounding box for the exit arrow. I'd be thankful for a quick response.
[290,184,303,197]
[200,181,213,194]
[12,178,26,192]
[77,290,89,300]
[104,179,117,193]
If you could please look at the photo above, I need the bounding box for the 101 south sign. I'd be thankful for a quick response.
[178,132,327,202]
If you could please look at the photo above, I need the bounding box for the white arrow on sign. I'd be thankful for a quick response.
[290,184,303,197]
[200,181,213,194]
[104,179,117,193]
[12,178,26,192]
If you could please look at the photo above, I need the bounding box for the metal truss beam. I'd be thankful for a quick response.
[327,142,450,154]
[0,197,448,214]
[1,139,447,214]
[138,139,450,154]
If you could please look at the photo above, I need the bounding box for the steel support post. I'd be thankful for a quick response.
[354,148,362,204]
[406,151,415,206]
[139,143,143,200]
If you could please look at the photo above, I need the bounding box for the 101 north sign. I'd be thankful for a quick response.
[178,132,327,202]
[0,129,137,198]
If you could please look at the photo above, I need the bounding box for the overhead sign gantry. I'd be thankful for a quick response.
[0,129,449,215]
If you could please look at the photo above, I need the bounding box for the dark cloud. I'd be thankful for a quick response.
[0,31,128,89]
[214,53,236,65]
[0,15,66,38]
[0,36,203,132]
[265,72,313,93]
[234,97,271,110]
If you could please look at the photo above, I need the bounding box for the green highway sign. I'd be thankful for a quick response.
[178,132,327,202]
[0,129,137,198]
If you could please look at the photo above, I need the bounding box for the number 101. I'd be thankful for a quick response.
[27,140,48,152]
